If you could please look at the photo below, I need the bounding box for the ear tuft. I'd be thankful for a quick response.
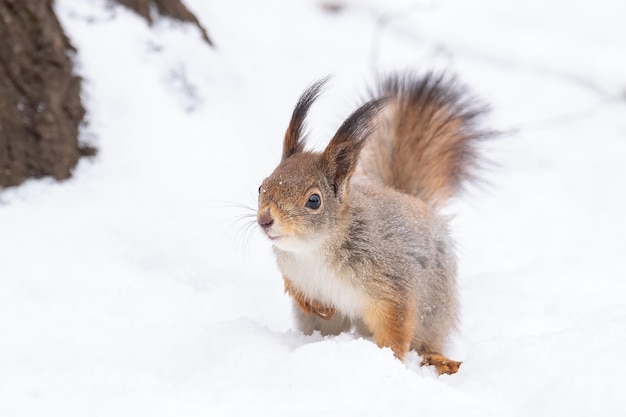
[330,97,388,149]
[322,97,388,195]
[282,76,331,160]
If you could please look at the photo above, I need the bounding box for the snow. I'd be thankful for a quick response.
[2,0,626,415]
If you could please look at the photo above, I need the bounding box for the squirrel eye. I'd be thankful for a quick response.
[305,193,321,209]
[258,185,262,194]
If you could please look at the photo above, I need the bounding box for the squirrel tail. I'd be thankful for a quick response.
[356,72,492,205]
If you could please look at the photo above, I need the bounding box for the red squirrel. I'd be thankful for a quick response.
[257,73,489,375]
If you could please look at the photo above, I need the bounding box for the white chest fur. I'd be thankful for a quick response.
[275,245,366,318]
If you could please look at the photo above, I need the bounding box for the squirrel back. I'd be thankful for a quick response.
[356,73,489,205]
[257,72,490,375]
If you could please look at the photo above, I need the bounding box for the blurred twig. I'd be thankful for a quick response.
[368,2,625,136]
[369,1,440,71]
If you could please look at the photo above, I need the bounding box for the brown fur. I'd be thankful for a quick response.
[357,73,489,206]
[421,353,462,375]
[362,296,416,361]
[257,72,490,375]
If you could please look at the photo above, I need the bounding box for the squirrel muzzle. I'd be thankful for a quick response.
[257,208,274,230]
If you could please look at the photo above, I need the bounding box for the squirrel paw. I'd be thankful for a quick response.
[302,299,336,320]
[420,353,462,375]
[284,276,336,320]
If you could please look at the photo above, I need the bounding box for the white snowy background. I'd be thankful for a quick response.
[1,0,625,415]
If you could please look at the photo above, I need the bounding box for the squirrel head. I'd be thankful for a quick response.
[257,78,386,252]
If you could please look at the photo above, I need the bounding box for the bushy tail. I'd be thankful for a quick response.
[355,72,491,205]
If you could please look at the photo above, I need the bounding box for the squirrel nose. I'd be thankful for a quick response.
[257,209,274,229]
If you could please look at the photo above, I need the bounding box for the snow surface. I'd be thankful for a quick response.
[2,0,626,415]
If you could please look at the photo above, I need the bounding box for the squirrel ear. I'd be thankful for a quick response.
[282,77,331,160]
[322,97,388,196]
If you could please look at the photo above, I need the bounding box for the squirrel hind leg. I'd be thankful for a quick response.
[420,352,462,375]
[411,330,461,375]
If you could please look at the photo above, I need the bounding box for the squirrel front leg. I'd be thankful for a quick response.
[283,276,335,320]
[362,296,416,361]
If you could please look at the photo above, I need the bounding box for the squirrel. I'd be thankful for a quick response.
[257,72,489,375]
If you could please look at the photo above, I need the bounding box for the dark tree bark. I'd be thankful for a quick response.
[0,0,93,188]
[114,0,213,46]
[0,0,211,188]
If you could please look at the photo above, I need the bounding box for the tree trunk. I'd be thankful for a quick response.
[114,0,213,46]
[0,0,92,188]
